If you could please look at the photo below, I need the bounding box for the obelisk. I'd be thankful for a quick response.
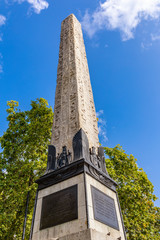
[30,14,127,240]
[51,14,99,155]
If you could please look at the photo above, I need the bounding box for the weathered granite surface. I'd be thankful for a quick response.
[51,14,99,155]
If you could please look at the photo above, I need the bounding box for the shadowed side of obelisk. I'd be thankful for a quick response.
[51,14,99,155]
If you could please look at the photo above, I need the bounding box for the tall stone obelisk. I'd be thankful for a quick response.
[51,14,99,155]
[30,14,127,240]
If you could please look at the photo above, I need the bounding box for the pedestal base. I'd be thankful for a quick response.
[31,159,126,240]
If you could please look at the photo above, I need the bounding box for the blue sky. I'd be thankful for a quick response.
[0,0,160,206]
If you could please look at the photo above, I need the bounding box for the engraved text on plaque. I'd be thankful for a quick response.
[40,185,78,230]
[91,186,119,230]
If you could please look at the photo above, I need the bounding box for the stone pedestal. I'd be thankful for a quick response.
[31,158,126,240]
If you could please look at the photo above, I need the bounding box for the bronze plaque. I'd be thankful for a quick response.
[91,186,119,230]
[40,185,78,230]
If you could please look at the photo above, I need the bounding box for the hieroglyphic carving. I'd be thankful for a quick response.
[51,14,99,155]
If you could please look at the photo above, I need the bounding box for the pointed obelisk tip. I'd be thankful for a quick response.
[63,13,80,23]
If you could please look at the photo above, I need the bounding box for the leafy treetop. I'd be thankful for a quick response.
[0,98,53,240]
[105,145,160,240]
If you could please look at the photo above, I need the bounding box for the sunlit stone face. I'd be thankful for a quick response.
[51,14,99,155]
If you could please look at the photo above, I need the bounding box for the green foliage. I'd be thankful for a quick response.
[105,145,160,240]
[0,98,53,239]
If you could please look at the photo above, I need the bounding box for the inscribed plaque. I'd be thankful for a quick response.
[40,185,78,230]
[91,186,119,230]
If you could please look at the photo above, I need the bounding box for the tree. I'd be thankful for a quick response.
[105,145,160,240]
[0,98,53,239]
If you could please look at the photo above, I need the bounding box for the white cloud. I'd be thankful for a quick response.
[0,54,3,73]
[151,33,160,41]
[96,109,104,117]
[0,0,48,74]
[96,110,108,145]
[13,0,49,14]
[91,42,99,48]
[141,41,152,49]
[0,65,3,73]
[0,15,6,26]
[81,0,160,41]
[0,16,5,73]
